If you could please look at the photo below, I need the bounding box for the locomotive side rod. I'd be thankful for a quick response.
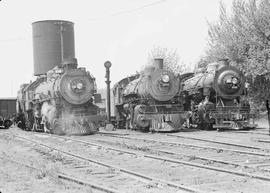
[0,155,120,193]
[14,134,203,193]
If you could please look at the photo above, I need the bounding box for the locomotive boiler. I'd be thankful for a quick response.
[182,60,256,130]
[16,20,101,135]
[112,73,139,128]
[113,59,185,132]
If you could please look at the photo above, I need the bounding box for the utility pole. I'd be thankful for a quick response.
[104,61,112,123]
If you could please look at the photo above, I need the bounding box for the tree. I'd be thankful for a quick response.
[146,46,186,75]
[206,0,270,77]
[205,0,270,108]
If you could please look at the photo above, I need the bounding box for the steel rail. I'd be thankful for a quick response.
[56,136,270,181]
[88,138,270,172]
[53,136,270,172]
[30,136,270,181]
[166,134,270,150]
[97,131,130,136]
[231,130,270,136]
[14,135,203,193]
[0,155,120,193]
[258,139,270,144]
[99,134,270,157]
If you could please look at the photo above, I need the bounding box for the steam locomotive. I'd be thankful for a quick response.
[17,59,101,135]
[16,20,101,135]
[114,58,256,132]
[181,60,256,130]
[113,59,185,132]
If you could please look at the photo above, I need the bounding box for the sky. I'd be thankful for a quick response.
[0,0,234,97]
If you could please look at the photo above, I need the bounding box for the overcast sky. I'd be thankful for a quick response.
[0,0,233,97]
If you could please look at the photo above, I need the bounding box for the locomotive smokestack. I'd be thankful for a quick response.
[154,58,164,69]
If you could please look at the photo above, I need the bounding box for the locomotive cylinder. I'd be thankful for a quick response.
[32,20,75,76]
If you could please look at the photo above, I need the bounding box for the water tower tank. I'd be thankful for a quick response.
[32,20,75,76]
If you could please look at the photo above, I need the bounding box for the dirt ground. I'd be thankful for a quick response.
[0,116,269,193]
[0,130,95,193]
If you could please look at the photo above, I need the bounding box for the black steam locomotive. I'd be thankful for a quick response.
[113,59,256,132]
[181,60,256,130]
[16,20,102,135]
[113,59,185,132]
[17,59,101,135]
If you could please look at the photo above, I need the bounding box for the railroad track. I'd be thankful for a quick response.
[0,155,119,193]
[14,134,202,193]
[99,130,270,147]
[88,133,270,173]
[7,129,270,192]
[20,132,270,181]
[98,133,270,157]
[55,134,270,177]
[231,130,270,136]
[166,133,270,151]
[170,131,270,146]
[258,139,270,144]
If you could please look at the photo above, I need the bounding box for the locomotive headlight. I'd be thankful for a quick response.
[161,74,170,83]
[77,82,83,89]
[71,83,77,89]
[232,77,238,84]
[71,80,84,91]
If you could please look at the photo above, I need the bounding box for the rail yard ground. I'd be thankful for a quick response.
[0,115,270,193]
